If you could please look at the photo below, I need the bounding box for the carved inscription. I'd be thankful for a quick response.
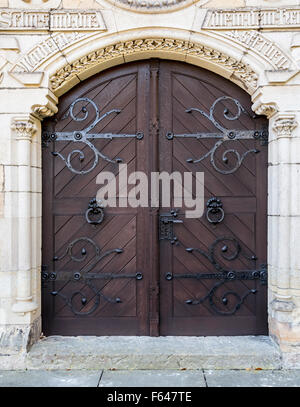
[225,31,291,69]
[0,10,106,31]
[12,32,89,72]
[203,8,300,30]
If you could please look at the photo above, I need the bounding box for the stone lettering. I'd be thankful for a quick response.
[225,31,291,70]
[203,9,300,30]
[0,9,107,31]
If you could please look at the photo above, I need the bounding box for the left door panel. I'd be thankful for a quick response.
[42,62,151,336]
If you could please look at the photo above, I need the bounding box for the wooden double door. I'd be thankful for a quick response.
[42,60,268,336]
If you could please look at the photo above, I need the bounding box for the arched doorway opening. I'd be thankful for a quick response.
[41,59,268,336]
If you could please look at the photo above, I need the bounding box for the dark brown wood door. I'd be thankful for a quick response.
[42,62,153,336]
[42,60,268,336]
[158,62,268,335]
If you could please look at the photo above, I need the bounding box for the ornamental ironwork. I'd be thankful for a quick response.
[165,236,267,315]
[42,237,143,316]
[206,197,224,224]
[42,97,144,175]
[166,96,268,175]
[85,198,105,226]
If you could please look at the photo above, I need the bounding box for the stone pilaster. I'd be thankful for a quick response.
[11,115,39,316]
[268,112,300,367]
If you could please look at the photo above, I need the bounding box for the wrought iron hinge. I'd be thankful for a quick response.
[42,97,144,174]
[165,96,268,175]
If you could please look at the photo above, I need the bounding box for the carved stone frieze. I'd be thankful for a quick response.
[48,38,258,93]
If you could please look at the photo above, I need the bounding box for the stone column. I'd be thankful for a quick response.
[11,116,38,315]
[268,112,300,367]
[0,86,57,365]
[252,87,300,367]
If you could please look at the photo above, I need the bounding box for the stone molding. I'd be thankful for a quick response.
[49,38,259,94]
[99,0,209,14]
[272,114,298,137]
[251,94,279,119]
[252,102,278,118]
[31,93,58,120]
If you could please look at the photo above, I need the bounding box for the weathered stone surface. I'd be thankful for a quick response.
[0,369,102,387]
[24,336,282,371]
[100,370,206,387]
[204,369,300,387]
[1,368,300,387]
[0,317,41,355]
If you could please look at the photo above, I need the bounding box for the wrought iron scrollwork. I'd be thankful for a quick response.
[166,96,268,175]
[85,198,104,226]
[165,236,266,315]
[42,97,144,174]
[42,237,142,316]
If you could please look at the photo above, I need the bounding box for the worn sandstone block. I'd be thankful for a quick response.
[63,0,99,8]
[206,0,245,7]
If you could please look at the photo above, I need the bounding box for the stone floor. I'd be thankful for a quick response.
[0,369,300,387]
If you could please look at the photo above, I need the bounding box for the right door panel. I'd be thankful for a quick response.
[158,61,268,336]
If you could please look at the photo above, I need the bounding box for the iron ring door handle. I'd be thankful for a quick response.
[206,198,225,224]
[85,198,104,225]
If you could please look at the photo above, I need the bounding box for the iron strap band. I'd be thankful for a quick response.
[165,269,267,283]
[42,271,143,282]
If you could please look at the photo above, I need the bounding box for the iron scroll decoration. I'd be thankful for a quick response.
[165,236,267,316]
[42,237,143,316]
[166,96,268,175]
[42,97,144,175]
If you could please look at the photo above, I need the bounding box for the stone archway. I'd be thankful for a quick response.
[2,23,300,367]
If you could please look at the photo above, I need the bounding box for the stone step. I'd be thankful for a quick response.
[25,336,282,370]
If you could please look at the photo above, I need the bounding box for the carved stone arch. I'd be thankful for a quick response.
[10,28,295,108]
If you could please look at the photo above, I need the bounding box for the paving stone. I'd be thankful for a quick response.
[0,369,102,387]
[204,370,300,387]
[99,370,206,387]
[25,336,281,370]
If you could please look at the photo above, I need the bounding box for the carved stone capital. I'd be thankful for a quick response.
[272,115,298,137]
[31,93,58,120]
[252,102,278,119]
[11,116,37,141]
[251,89,279,119]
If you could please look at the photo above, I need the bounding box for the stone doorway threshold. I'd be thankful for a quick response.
[23,336,282,370]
